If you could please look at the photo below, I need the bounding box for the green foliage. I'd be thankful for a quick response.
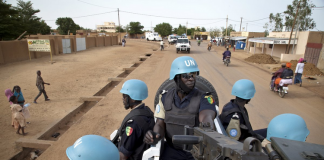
[263,23,269,37]
[221,24,236,36]
[100,30,107,32]
[268,0,316,31]
[201,27,206,32]
[209,28,221,38]
[128,22,144,35]
[55,17,81,35]
[269,13,283,31]
[0,0,21,40]
[154,22,172,37]
[173,24,186,35]
[0,0,51,40]
[14,0,51,35]
[115,26,125,33]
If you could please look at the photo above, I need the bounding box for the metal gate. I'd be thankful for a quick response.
[304,43,322,66]
[76,38,86,51]
[62,39,71,54]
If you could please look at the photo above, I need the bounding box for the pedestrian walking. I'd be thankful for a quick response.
[34,70,50,103]
[294,58,305,86]
[122,38,126,47]
[233,44,236,51]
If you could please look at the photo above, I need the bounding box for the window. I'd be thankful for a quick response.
[269,44,273,48]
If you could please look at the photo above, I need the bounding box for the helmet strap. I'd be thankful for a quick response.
[124,95,140,110]
[124,95,131,110]
[175,75,195,95]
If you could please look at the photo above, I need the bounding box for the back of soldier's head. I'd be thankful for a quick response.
[267,114,309,142]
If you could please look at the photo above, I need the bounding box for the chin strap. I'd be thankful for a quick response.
[175,75,195,95]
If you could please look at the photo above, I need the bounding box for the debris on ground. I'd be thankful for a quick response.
[244,54,277,64]
[273,60,324,76]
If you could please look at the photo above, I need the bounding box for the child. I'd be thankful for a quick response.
[10,96,27,135]
[5,89,14,105]
[13,86,25,107]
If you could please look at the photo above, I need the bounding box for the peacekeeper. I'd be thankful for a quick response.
[117,79,155,160]
[66,135,119,160]
[262,113,309,147]
[144,56,217,160]
[220,79,267,142]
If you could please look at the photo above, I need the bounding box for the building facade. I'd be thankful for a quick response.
[96,22,116,33]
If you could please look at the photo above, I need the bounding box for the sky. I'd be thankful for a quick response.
[6,0,324,32]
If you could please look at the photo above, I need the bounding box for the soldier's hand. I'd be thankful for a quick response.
[144,130,160,145]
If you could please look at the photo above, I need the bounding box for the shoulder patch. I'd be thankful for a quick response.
[126,126,133,136]
[204,95,215,104]
[230,129,238,137]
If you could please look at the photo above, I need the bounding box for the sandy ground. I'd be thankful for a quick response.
[1,40,324,159]
[0,41,158,160]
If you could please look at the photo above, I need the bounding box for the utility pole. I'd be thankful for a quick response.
[246,23,248,32]
[240,17,243,32]
[225,15,228,36]
[118,8,121,43]
[186,21,188,36]
[286,0,301,54]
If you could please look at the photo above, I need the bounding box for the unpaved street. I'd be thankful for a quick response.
[1,40,323,159]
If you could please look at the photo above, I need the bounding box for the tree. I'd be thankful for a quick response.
[128,22,144,37]
[263,23,269,37]
[284,0,316,31]
[209,28,221,38]
[268,0,316,32]
[55,17,80,35]
[115,26,125,33]
[0,0,21,40]
[13,0,51,35]
[100,30,107,32]
[221,24,236,36]
[154,22,172,37]
[173,24,186,35]
[269,13,283,31]
[201,27,206,32]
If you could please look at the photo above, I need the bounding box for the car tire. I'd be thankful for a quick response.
[153,76,219,109]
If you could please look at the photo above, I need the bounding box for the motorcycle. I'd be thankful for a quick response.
[224,56,230,66]
[270,74,289,98]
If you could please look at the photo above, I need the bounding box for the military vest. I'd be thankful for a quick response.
[164,88,203,149]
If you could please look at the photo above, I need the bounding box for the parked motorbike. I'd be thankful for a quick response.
[270,74,289,98]
[224,56,231,66]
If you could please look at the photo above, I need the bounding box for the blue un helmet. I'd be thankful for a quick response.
[66,135,119,160]
[120,79,148,100]
[231,79,256,99]
[266,113,309,142]
[169,56,200,80]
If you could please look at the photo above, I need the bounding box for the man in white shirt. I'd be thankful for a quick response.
[160,40,164,50]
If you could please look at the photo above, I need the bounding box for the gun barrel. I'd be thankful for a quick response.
[172,135,203,145]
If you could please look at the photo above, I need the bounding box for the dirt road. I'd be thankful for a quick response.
[1,40,323,159]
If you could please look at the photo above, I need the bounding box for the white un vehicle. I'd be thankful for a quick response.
[176,37,190,53]
[146,32,162,41]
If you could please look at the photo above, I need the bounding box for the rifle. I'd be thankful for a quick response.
[172,123,324,160]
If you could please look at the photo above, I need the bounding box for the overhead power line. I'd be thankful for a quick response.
[44,10,117,21]
[77,0,117,9]
[119,10,226,20]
